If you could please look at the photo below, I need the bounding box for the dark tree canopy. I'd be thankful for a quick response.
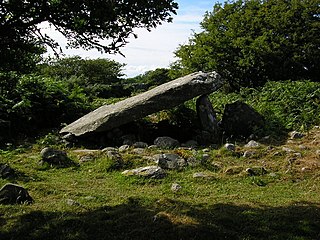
[0,0,178,72]
[174,0,320,89]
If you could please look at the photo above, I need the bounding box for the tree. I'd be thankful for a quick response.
[0,0,178,72]
[174,0,320,89]
[39,56,125,85]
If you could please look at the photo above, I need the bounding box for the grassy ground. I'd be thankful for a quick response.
[0,127,320,240]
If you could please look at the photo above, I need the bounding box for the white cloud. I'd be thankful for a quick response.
[42,1,212,77]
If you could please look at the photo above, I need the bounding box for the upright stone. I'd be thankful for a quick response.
[196,95,220,141]
[60,72,223,137]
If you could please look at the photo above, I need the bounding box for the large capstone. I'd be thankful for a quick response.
[60,72,223,137]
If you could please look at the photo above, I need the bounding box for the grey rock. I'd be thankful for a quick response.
[154,136,180,149]
[243,151,256,158]
[0,183,33,205]
[244,140,260,148]
[282,147,295,153]
[119,145,130,152]
[79,155,95,163]
[132,148,145,155]
[0,164,15,179]
[315,150,320,157]
[154,153,187,170]
[193,172,215,179]
[224,143,235,152]
[171,183,182,192]
[60,72,224,136]
[40,147,69,166]
[122,166,166,179]
[290,131,305,139]
[133,142,148,148]
[102,147,118,152]
[221,101,264,138]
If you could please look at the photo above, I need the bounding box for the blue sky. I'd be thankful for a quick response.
[44,1,221,77]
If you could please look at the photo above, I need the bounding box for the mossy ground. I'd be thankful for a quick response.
[0,128,319,240]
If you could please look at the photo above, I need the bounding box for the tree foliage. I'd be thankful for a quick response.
[174,0,320,89]
[0,0,178,72]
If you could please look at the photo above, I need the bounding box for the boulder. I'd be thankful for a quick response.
[221,101,264,138]
[154,136,180,149]
[60,72,223,137]
[40,147,71,167]
[0,183,33,204]
[122,166,166,179]
[244,140,260,148]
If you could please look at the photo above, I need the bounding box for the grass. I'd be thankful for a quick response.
[0,127,320,240]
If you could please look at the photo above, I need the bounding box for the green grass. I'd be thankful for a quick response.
[1,128,320,240]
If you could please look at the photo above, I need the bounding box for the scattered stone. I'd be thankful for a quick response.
[244,140,260,148]
[154,136,180,149]
[154,154,187,170]
[0,164,15,179]
[221,101,264,138]
[133,142,148,148]
[202,148,210,153]
[119,145,130,152]
[73,149,100,154]
[171,183,182,192]
[79,155,95,163]
[0,183,33,205]
[282,147,295,153]
[316,150,320,158]
[102,147,118,152]
[148,145,158,149]
[245,167,267,176]
[293,152,302,158]
[60,72,224,136]
[40,147,69,166]
[243,151,256,158]
[122,166,166,179]
[269,172,277,177]
[66,198,80,206]
[298,145,308,150]
[301,167,312,172]
[224,143,235,152]
[290,131,305,139]
[193,172,215,179]
[132,148,145,155]
[104,149,124,169]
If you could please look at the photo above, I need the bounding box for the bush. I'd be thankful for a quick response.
[0,73,91,135]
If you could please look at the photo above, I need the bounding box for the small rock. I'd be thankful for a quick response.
[224,143,235,152]
[119,145,130,152]
[154,154,187,170]
[171,183,182,192]
[316,150,320,158]
[282,147,295,153]
[293,152,302,158]
[290,131,305,139]
[132,148,145,155]
[243,151,256,158]
[245,167,267,176]
[202,148,210,153]
[122,166,166,179]
[148,145,158,149]
[0,183,33,205]
[133,142,148,148]
[40,147,69,166]
[269,172,277,177]
[0,164,15,179]
[224,166,243,175]
[201,154,210,161]
[66,199,81,207]
[102,147,118,152]
[298,145,308,150]
[244,140,260,148]
[301,167,312,172]
[79,155,95,163]
[154,136,180,149]
[193,172,215,179]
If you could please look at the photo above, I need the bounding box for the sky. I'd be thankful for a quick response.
[44,1,221,78]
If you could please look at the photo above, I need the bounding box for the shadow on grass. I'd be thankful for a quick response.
[1,198,320,240]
